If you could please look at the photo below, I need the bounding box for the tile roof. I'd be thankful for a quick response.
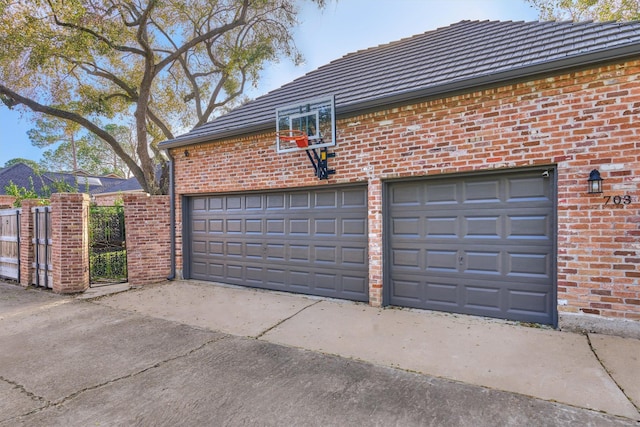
[160,19,640,149]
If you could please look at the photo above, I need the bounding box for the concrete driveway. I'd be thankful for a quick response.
[1,280,638,426]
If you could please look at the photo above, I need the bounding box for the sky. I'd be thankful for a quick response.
[0,0,539,167]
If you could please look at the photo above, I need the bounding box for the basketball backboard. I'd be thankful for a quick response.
[276,95,336,153]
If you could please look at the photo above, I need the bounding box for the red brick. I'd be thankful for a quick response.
[169,59,640,319]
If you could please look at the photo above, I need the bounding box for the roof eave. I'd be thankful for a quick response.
[159,43,640,150]
[340,44,640,116]
[159,122,273,150]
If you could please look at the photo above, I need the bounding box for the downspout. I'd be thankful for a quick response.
[165,149,176,280]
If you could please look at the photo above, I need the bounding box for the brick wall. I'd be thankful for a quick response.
[0,195,16,208]
[172,59,640,321]
[51,193,90,293]
[123,194,171,286]
[92,193,124,207]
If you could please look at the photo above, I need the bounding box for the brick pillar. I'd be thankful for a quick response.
[19,199,40,287]
[51,193,90,293]
[368,178,383,307]
[123,194,171,286]
[0,195,16,209]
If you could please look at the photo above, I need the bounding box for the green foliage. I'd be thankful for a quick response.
[4,176,77,207]
[526,0,640,21]
[89,205,127,281]
[90,250,127,281]
[3,158,41,170]
[0,0,327,195]
[4,179,40,206]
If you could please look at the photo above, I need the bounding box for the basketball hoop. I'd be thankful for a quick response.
[276,129,309,148]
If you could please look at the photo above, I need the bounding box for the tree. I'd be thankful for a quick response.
[526,0,640,21]
[33,120,136,177]
[28,116,83,171]
[0,0,325,194]
[3,158,41,170]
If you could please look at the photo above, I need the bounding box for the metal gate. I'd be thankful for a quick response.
[89,206,127,285]
[33,206,52,288]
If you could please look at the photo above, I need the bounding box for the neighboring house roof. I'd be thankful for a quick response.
[91,176,144,195]
[0,163,50,195]
[160,20,640,149]
[0,163,139,196]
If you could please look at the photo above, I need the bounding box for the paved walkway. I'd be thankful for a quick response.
[93,280,640,420]
[1,280,638,425]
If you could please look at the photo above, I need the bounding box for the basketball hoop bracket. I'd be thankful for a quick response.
[304,140,336,180]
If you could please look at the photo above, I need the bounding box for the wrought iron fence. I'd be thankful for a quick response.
[89,205,127,285]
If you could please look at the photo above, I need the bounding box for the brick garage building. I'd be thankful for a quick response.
[160,21,640,331]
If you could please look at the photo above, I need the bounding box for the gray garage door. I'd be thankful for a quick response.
[387,169,555,324]
[188,186,368,302]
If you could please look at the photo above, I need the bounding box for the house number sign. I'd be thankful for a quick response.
[603,195,633,206]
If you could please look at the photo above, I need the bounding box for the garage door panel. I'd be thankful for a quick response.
[315,219,337,235]
[392,248,421,268]
[192,261,207,275]
[246,243,263,258]
[206,197,222,210]
[425,183,458,204]
[192,240,206,255]
[266,194,285,209]
[392,183,422,205]
[227,242,242,256]
[315,273,337,289]
[192,219,207,232]
[266,219,285,234]
[426,281,459,306]
[208,219,223,232]
[393,217,421,237]
[464,251,501,275]
[425,250,458,272]
[506,252,551,278]
[289,270,310,287]
[342,247,366,264]
[266,244,285,260]
[188,186,368,302]
[246,266,263,283]
[343,190,367,207]
[465,286,501,310]
[226,196,242,210]
[507,214,552,240]
[463,180,500,203]
[343,219,366,235]
[388,169,555,324]
[343,276,367,295]
[508,289,549,315]
[292,245,312,261]
[390,279,422,302]
[507,177,550,201]
[313,246,335,262]
[266,268,285,284]
[246,219,262,233]
[464,216,500,238]
[290,193,311,208]
[209,241,223,255]
[246,195,262,209]
[425,216,458,237]
[192,197,208,211]
[316,191,338,208]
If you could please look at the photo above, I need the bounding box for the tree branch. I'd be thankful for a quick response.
[0,84,149,192]
[46,0,145,56]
